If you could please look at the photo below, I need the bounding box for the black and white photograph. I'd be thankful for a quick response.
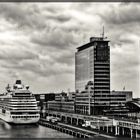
[0,2,139,139]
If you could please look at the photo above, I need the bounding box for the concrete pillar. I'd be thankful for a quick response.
[98,125,100,131]
[136,129,137,138]
[130,129,133,139]
[122,127,124,136]
[110,126,113,133]
[115,126,118,135]
[118,127,120,135]
[76,118,79,126]
[107,126,108,133]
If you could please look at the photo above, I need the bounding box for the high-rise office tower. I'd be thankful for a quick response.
[75,37,110,114]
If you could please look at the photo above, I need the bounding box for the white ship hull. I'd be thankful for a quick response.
[0,109,40,124]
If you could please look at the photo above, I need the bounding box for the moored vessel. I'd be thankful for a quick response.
[0,80,40,124]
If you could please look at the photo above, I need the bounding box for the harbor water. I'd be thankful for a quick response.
[0,119,73,138]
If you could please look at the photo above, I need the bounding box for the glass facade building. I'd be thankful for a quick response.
[75,37,110,114]
[75,47,94,92]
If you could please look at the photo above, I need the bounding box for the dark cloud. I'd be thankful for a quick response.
[45,6,59,14]
[0,49,38,60]
[51,50,75,65]
[31,27,77,49]
[1,56,74,79]
[119,38,135,45]
[46,14,72,23]
[55,53,74,65]
[0,4,46,30]
[99,4,140,25]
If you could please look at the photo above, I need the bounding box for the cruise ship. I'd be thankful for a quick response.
[0,80,40,124]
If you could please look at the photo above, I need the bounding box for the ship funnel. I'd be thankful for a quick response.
[13,80,23,89]
[15,80,22,85]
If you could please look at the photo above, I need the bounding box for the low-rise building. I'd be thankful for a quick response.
[47,101,75,113]
[103,90,132,116]
[110,90,132,107]
[55,92,68,101]
[55,92,75,101]
[75,83,133,115]
[46,91,75,114]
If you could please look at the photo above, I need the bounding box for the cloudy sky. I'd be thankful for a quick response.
[0,3,139,97]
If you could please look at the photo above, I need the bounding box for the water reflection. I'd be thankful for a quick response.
[0,119,73,138]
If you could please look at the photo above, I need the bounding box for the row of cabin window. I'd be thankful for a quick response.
[12,116,39,118]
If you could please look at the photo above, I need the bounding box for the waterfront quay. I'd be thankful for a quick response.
[39,118,115,138]
[39,119,94,138]
[39,110,140,139]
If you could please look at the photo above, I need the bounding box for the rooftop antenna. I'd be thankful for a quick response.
[101,26,107,40]
[102,26,104,39]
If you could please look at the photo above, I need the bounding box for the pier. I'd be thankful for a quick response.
[40,110,140,138]
[39,118,115,138]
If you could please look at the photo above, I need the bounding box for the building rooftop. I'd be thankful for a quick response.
[77,37,109,52]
